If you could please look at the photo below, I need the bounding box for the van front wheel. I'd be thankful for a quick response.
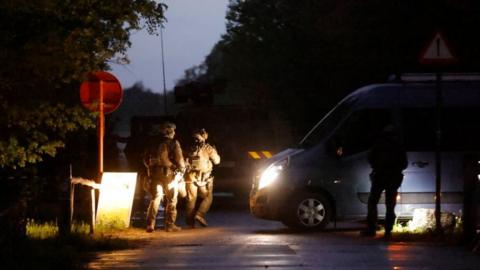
[283,193,331,230]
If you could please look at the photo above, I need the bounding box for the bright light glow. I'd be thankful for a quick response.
[258,160,286,189]
[96,172,137,228]
[408,208,434,231]
[168,172,184,190]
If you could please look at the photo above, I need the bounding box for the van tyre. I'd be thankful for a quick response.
[283,193,331,231]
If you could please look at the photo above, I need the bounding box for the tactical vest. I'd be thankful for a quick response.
[189,143,211,173]
[148,137,177,168]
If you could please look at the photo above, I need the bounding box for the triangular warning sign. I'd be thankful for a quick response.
[419,31,457,65]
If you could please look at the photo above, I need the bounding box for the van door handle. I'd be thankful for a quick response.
[412,161,429,168]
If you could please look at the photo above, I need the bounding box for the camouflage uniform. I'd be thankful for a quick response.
[185,129,220,227]
[145,122,185,232]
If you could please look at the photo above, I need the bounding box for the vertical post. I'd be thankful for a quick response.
[98,80,105,178]
[160,25,168,115]
[90,188,96,234]
[70,185,75,230]
[69,165,74,232]
[92,79,105,234]
[434,72,443,234]
[462,155,478,243]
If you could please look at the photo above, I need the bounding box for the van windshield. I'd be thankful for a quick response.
[299,100,353,148]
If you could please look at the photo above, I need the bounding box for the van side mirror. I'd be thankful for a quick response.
[326,137,344,158]
[336,146,344,157]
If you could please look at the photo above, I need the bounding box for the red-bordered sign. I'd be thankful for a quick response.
[80,71,123,114]
[80,71,123,176]
[419,31,458,65]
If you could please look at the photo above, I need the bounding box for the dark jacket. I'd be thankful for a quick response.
[368,133,408,174]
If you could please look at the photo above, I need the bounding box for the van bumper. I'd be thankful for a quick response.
[249,185,289,221]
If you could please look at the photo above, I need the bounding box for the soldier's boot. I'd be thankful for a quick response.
[146,220,155,233]
[195,214,208,227]
[383,230,392,241]
[186,219,195,229]
[165,224,182,232]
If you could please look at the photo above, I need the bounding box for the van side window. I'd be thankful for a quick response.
[330,109,393,156]
[300,101,352,148]
[443,107,480,151]
[402,107,480,151]
[402,108,436,151]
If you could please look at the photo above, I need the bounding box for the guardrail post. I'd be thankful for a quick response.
[90,188,96,234]
[462,154,478,244]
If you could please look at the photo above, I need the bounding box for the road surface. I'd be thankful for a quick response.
[87,197,479,270]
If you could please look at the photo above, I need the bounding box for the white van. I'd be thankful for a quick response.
[249,73,480,230]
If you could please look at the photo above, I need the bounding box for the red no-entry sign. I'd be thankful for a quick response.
[80,71,123,114]
[80,71,123,178]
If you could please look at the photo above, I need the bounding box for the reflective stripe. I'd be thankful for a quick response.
[248,151,261,159]
[261,151,272,158]
[248,151,274,159]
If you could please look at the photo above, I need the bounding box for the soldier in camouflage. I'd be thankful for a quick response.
[184,129,220,228]
[144,122,185,233]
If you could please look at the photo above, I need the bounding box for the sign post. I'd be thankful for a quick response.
[99,79,105,175]
[419,31,457,234]
[80,71,123,180]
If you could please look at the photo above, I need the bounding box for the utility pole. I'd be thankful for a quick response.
[160,25,168,115]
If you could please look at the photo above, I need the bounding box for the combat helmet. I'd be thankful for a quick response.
[158,121,176,137]
[192,128,208,142]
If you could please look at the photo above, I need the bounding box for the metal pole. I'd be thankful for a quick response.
[98,80,105,178]
[435,72,443,234]
[69,164,74,232]
[90,188,96,234]
[160,25,168,115]
[92,80,105,234]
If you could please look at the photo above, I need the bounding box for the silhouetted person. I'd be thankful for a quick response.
[361,126,408,239]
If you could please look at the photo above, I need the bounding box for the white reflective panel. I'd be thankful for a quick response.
[96,172,137,228]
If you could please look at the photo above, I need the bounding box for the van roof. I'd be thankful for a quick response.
[390,73,480,83]
[301,74,480,146]
[343,76,480,108]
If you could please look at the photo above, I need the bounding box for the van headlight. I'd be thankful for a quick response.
[258,159,288,190]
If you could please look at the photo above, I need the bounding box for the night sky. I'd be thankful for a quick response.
[111,0,229,93]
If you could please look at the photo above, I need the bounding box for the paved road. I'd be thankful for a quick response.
[88,200,479,269]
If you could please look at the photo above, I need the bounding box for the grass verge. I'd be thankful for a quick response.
[388,218,464,244]
[1,220,150,270]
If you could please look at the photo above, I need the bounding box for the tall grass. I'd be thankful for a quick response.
[26,219,59,239]
[11,219,142,269]
[26,219,129,239]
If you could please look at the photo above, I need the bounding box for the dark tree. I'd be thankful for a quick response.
[179,0,480,135]
[0,0,167,168]
[0,0,167,241]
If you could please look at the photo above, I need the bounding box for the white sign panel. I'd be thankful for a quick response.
[96,172,137,228]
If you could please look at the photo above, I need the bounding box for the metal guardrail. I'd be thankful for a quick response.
[70,177,99,234]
